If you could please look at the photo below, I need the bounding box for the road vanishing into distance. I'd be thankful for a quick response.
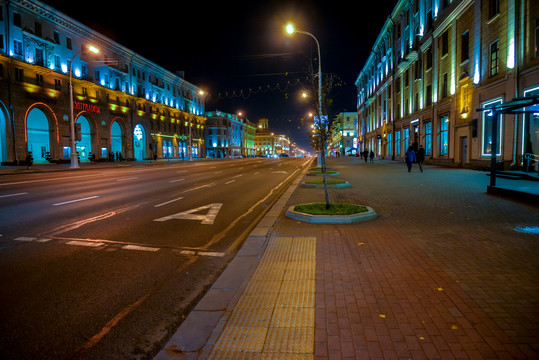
[0,157,311,359]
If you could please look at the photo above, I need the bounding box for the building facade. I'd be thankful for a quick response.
[330,112,358,156]
[356,0,539,169]
[205,111,255,158]
[0,0,206,164]
[255,118,275,156]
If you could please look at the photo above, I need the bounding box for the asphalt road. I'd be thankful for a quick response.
[0,157,311,360]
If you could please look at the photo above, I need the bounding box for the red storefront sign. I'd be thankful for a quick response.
[73,101,100,114]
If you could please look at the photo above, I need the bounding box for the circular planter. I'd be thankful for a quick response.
[301,181,351,189]
[286,204,377,224]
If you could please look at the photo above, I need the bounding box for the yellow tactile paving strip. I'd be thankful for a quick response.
[208,236,316,360]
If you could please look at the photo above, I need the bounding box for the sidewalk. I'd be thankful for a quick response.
[157,157,538,359]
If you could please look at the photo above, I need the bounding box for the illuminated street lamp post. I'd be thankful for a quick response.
[285,23,323,166]
[69,45,99,169]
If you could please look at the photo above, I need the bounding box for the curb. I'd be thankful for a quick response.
[154,159,313,360]
[285,204,377,224]
[306,172,339,176]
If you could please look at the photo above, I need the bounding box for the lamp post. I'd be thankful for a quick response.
[69,45,99,169]
[285,23,323,166]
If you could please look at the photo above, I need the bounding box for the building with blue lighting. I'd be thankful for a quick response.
[0,0,206,164]
[356,0,539,170]
[205,111,256,158]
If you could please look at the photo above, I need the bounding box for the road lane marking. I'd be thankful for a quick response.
[169,178,185,183]
[214,171,223,174]
[0,192,28,198]
[232,174,243,178]
[14,237,36,241]
[122,244,159,252]
[180,183,216,193]
[116,177,138,182]
[176,170,188,173]
[66,240,105,247]
[154,197,184,208]
[225,180,235,184]
[52,196,99,206]
[253,172,260,175]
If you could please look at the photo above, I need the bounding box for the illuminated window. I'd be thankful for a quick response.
[438,116,449,156]
[481,98,503,156]
[424,121,432,155]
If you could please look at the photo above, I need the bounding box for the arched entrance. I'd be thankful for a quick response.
[26,108,50,162]
[76,115,92,161]
[110,121,123,156]
[133,124,146,161]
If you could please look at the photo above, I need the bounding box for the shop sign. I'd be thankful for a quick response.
[73,101,100,114]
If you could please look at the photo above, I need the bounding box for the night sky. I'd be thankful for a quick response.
[44,0,398,149]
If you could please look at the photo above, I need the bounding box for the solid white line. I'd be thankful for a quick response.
[122,244,159,252]
[66,240,104,247]
[154,197,183,208]
[14,237,36,241]
[0,192,28,198]
[169,178,185,183]
[53,196,99,206]
[225,180,235,184]
[116,177,138,182]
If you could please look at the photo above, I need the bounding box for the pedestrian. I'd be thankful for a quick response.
[417,145,425,173]
[363,150,368,163]
[405,146,416,172]
[369,150,374,163]
[26,151,33,170]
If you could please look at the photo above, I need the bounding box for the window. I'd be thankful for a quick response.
[54,78,61,90]
[66,37,72,50]
[425,47,433,70]
[14,67,23,82]
[35,22,42,37]
[489,0,499,19]
[54,54,60,68]
[438,116,449,156]
[490,40,499,77]
[13,13,21,28]
[424,121,432,155]
[403,128,409,149]
[54,31,60,45]
[426,84,433,106]
[481,98,503,156]
[461,31,469,62]
[395,130,401,155]
[13,40,22,56]
[442,30,449,56]
[36,73,43,86]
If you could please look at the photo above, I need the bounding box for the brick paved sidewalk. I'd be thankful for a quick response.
[275,157,538,359]
[157,157,538,360]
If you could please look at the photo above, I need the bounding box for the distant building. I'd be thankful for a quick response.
[356,0,539,168]
[205,111,243,158]
[275,134,291,155]
[330,112,358,156]
[0,0,206,164]
[255,118,275,156]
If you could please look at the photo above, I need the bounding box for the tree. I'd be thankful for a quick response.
[303,59,343,209]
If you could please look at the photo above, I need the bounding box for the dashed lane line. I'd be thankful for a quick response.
[52,195,99,206]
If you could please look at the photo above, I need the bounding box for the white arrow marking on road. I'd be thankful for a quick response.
[153,203,223,225]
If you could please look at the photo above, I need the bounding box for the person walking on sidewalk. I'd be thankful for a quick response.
[369,150,374,163]
[417,145,425,172]
[405,146,416,172]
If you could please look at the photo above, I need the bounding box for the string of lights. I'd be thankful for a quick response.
[214,77,308,102]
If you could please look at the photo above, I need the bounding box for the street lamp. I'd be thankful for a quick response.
[285,22,323,166]
[69,44,99,169]
[188,90,206,161]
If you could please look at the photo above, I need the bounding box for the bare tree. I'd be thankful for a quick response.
[304,60,343,209]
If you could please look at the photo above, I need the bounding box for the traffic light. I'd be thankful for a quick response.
[74,123,81,142]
